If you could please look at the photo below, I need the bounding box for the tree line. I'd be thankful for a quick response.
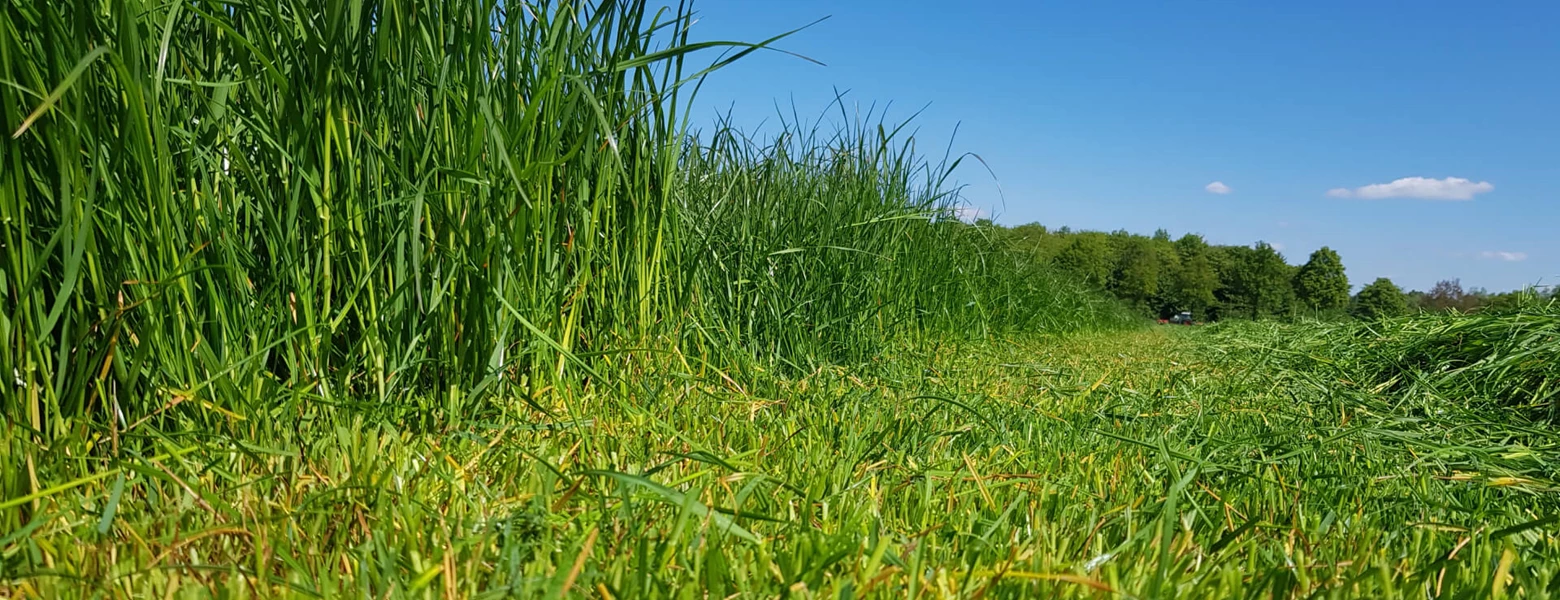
[982,221,1552,321]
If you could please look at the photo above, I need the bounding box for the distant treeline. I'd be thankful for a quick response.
[980,221,1554,321]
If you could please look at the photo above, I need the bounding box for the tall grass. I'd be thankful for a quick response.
[1,1,1122,440]
[3,0,689,438]
[679,112,1135,371]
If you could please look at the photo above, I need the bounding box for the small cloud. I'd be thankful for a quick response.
[1326,176,1493,201]
[954,204,990,223]
[1205,181,1232,195]
[1480,251,1528,262]
[1270,242,1285,252]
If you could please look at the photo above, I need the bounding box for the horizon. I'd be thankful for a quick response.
[686,0,1559,294]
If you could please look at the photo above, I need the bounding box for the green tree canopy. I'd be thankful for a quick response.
[963,222,1421,323]
[1055,234,1113,288]
[1109,237,1163,312]
[1167,234,1219,318]
[1219,242,1295,319]
[1294,246,1350,314]
[1353,278,1409,320]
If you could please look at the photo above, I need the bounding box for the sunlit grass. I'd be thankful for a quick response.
[5,0,1559,597]
[8,316,1560,597]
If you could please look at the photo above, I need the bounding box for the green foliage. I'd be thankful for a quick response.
[1414,278,1484,313]
[994,224,1368,323]
[1107,237,1162,313]
[1166,234,1219,318]
[1217,242,1295,319]
[1407,281,1555,314]
[1053,233,1114,288]
[1353,277,1410,320]
[1294,246,1350,314]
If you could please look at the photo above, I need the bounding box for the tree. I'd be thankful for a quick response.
[1480,288,1532,313]
[1294,247,1350,314]
[1219,242,1295,319]
[1353,278,1408,320]
[1166,234,1219,318]
[1421,279,1473,312]
[1109,237,1162,312]
[1055,234,1113,288]
[1001,222,1052,256]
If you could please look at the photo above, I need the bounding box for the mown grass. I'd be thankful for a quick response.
[6,313,1560,597]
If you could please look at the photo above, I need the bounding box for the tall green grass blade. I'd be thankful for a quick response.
[12,45,109,138]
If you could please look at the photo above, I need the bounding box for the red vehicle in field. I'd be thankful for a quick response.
[1158,311,1198,325]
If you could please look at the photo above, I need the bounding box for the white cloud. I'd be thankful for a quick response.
[1205,181,1232,195]
[1480,251,1528,262]
[953,204,990,222]
[1270,242,1285,252]
[1326,176,1493,201]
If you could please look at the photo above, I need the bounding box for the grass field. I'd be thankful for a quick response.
[5,1,1560,597]
[6,310,1560,598]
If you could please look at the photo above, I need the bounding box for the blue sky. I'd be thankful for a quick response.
[682,1,1559,293]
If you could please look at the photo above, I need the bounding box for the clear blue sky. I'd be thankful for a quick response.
[683,1,1559,293]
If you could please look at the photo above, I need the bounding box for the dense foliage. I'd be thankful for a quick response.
[1293,246,1350,312]
[1353,277,1411,320]
[986,221,1551,321]
[989,224,1342,320]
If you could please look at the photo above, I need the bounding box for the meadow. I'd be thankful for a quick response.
[4,1,1559,597]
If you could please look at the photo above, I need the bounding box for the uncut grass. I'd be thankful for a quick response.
[679,112,1136,372]
[2,0,704,439]
[8,326,1560,597]
[1,0,1119,438]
